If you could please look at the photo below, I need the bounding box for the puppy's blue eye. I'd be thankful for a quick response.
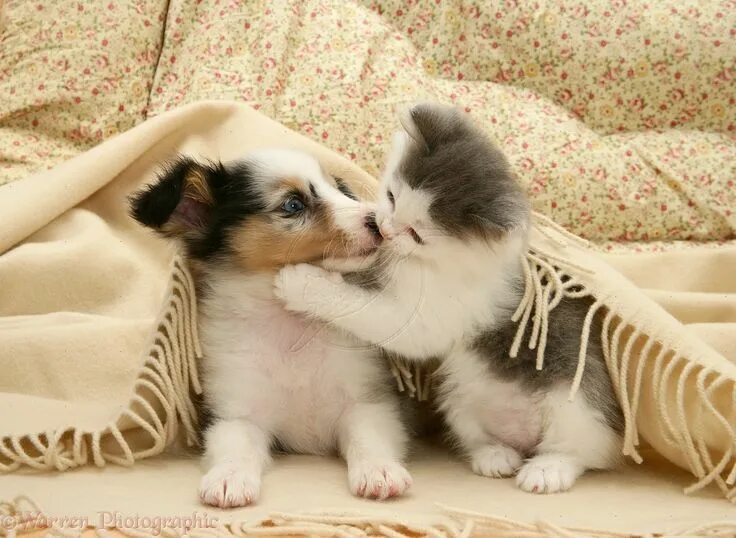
[282,196,305,214]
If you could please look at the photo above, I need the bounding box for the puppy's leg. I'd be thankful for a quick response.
[199,418,271,508]
[338,403,412,500]
[516,386,621,494]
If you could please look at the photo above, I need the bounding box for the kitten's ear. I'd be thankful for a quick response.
[398,105,431,154]
[129,156,216,239]
[399,103,466,154]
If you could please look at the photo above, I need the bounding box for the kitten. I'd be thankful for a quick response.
[275,104,623,494]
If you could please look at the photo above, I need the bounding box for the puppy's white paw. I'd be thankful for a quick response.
[516,453,583,494]
[471,444,522,478]
[199,463,261,508]
[274,263,340,312]
[349,461,412,500]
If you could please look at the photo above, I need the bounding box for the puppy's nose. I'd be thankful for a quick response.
[364,212,382,239]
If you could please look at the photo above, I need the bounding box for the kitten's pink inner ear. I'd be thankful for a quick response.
[174,195,210,229]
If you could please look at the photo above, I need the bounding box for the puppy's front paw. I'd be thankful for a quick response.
[199,463,261,508]
[516,453,583,494]
[471,444,522,478]
[349,461,412,500]
[274,263,341,313]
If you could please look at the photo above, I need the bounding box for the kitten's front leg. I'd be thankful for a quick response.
[198,419,271,508]
[274,264,435,359]
[274,263,350,317]
[444,398,523,478]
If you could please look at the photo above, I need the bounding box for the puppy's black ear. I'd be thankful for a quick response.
[400,103,467,154]
[130,157,216,239]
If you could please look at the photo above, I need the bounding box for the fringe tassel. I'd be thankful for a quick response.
[387,355,434,402]
[520,219,736,502]
[503,218,736,502]
[0,256,202,472]
[2,496,735,538]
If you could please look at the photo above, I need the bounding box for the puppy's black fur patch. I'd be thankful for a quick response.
[130,156,266,261]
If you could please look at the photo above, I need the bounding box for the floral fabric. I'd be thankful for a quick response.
[2,0,735,243]
[0,0,167,185]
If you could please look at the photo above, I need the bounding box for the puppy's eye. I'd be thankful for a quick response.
[387,189,395,206]
[282,196,305,215]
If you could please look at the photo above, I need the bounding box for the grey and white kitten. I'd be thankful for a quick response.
[275,103,623,494]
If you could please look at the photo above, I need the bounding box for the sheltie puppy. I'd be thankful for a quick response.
[131,149,411,508]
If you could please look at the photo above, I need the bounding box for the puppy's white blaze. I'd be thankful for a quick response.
[249,148,325,184]
[318,184,366,235]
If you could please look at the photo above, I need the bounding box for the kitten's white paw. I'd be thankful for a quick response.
[199,463,261,508]
[516,453,583,494]
[471,444,522,478]
[349,461,413,500]
[274,263,339,312]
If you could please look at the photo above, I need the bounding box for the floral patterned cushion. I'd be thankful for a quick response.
[0,0,167,186]
[2,0,734,242]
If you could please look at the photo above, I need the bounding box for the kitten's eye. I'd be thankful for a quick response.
[282,196,305,215]
[387,189,395,206]
[408,227,424,245]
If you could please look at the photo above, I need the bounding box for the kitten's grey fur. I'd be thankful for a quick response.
[275,103,624,493]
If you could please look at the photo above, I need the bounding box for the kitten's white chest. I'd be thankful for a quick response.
[440,349,543,453]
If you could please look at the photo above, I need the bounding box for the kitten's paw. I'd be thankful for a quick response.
[349,461,413,500]
[274,263,340,312]
[516,453,583,494]
[471,444,522,478]
[198,463,261,508]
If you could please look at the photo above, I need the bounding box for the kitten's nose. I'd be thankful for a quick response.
[378,222,395,240]
[364,212,382,240]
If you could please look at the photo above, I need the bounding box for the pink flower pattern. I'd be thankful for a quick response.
[2,0,735,244]
[0,0,167,184]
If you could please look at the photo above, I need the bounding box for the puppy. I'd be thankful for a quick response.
[131,148,411,507]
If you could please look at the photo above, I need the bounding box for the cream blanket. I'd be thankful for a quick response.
[1,102,735,536]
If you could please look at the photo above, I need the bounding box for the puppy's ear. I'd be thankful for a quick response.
[399,102,467,154]
[130,157,216,239]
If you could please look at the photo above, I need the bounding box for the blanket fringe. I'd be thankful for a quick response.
[0,256,202,472]
[388,356,434,402]
[2,496,735,538]
[513,218,736,502]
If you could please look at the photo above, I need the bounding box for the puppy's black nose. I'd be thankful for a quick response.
[364,212,382,239]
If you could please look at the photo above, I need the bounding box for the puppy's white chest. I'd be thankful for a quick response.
[202,301,359,453]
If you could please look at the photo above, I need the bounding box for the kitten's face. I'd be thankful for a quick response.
[376,103,529,260]
[376,132,447,258]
